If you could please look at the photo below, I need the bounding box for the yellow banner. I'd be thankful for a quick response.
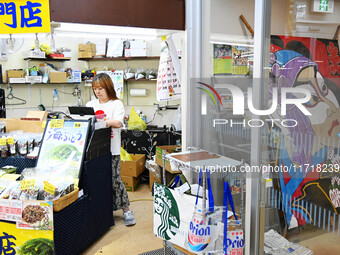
[0,221,54,254]
[0,0,51,34]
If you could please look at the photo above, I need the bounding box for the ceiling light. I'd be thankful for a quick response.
[52,22,172,40]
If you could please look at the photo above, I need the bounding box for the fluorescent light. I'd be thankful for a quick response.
[53,22,172,40]
[56,30,158,40]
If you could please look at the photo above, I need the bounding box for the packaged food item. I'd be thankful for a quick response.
[8,182,21,200]
[9,139,17,156]
[0,138,9,158]
[27,137,35,153]
[17,138,28,156]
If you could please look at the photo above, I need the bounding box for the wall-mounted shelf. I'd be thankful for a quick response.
[1,82,81,85]
[24,57,72,61]
[78,56,160,61]
[125,79,157,82]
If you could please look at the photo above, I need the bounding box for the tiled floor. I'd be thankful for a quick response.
[81,184,163,255]
[81,184,340,255]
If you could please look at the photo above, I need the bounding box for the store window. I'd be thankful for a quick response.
[187,0,340,254]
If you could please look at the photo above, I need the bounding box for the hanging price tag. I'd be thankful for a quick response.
[50,119,64,128]
[44,182,56,195]
[7,137,14,145]
[74,122,81,128]
[20,180,35,190]
[0,138,6,146]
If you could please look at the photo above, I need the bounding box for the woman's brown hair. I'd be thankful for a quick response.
[92,73,119,101]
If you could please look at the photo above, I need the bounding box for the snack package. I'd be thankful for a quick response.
[9,182,21,200]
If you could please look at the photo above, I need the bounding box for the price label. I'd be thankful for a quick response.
[42,120,47,128]
[50,119,64,129]
[7,137,14,145]
[20,180,35,190]
[0,138,6,146]
[44,182,56,195]
[74,122,81,128]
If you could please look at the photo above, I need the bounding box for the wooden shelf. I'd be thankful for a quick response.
[2,82,81,85]
[78,56,160,61]
[124,79,157,82]
[24,57,72,61]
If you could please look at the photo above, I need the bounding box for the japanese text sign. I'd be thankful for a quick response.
[0,0,50,34]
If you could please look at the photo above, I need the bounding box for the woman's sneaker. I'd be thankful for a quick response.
[123,210,136,226]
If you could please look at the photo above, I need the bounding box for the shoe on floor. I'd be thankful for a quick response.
[123,210,136,226]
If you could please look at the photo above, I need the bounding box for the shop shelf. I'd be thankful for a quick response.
[24,57,72,61]
[78,56,160,61]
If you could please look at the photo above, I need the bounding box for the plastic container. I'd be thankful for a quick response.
[95,110,106,121]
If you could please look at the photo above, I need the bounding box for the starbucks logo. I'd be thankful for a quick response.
[154,183,180,240]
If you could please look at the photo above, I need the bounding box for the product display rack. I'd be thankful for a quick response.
[0,127,114,255]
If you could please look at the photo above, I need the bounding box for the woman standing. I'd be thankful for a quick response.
[86,73,136,226]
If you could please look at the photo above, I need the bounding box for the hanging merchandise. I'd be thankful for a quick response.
[156,36,181,101]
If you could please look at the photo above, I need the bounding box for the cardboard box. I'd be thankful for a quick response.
[25,76,42,83]
[149,164,161,191]
[121,175,140,192]
[78,51,94,59]
[26,111,48,121]
[9,78,26,83]
[50,72,67,83]
[78,43,96,52]
[130,40,151,50]
[155,145,181,173]
[62,51,72,58]
[130,48,152,57]
[121,154,145,177]
[1,118,45,133]
[7,70,24,78]
[22,50,45,58]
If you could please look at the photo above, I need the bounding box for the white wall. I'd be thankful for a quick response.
[210,0,287,36]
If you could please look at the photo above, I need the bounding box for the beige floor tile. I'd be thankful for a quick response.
[81,184,163,255]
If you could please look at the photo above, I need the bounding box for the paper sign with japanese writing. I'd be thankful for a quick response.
[36,120,90,179]
[17,200,53,231]
[156,40,181,101]
[0,199,22,222]
[0,0,51,34]
[0,221,54,254]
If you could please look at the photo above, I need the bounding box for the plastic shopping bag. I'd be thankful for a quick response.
[120,147,133,161]
[223,181,244,255]
[127,107,147,131]
[186,169,219,254]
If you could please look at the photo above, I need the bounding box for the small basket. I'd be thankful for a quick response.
[53,187,79,212]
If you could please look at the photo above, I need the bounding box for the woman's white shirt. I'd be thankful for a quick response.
[86,99,124,155]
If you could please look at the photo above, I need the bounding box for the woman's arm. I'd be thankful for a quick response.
[106,100,125,128]
[106,119,123,128]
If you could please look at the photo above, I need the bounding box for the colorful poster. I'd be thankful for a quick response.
[0,221,54,254]
[0,199,22,222]
[213,44,250,75]
[269,35,340,227]
[36,120,90,179]
[0,0,51,34]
